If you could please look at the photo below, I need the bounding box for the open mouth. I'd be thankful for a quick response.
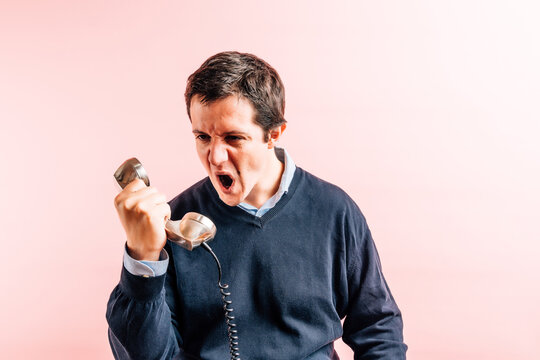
[218,174,233,190]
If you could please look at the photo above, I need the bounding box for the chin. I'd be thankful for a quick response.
[211,182,242,206]
[210,176,245,207]
[218,193,242,207]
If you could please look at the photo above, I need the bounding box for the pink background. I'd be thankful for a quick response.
[1,1,539,359]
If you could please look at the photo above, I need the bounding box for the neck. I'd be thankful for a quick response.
[244,149,284,209]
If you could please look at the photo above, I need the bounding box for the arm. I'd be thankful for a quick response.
[341,211,407,359]
[106,260,180,360]
[107,179,183,359]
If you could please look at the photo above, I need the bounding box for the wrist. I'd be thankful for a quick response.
[126,244,162,261]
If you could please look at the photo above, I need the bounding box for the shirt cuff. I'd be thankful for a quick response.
[123,243,169,277]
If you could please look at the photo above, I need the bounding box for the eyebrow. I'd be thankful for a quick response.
[192,130,251,137]
[223,131,250,137]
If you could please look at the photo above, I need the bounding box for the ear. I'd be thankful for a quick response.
[267,123,287,149]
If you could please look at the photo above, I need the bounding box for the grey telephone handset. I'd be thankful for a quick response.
[114,158,241,359]
[113,157,216,250]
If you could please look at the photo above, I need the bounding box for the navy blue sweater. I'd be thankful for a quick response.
[106,167,407,359]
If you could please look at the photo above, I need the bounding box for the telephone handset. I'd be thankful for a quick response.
[113,158,241,360]
[113,157,216,251]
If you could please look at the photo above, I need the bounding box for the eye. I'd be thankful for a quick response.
[196,134,210,142]
[225,135,243,143]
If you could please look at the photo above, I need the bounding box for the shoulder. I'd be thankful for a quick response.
[296,168,363,215]
[294,167,370,236]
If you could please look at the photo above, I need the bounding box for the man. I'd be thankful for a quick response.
[107,51,407,359]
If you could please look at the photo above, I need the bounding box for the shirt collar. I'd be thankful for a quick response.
[237,147,296,216]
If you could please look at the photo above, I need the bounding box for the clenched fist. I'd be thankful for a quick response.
[114,178,171,261]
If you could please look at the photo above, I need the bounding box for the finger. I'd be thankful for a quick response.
[124,178,148,192]
[125,190,168,213]
[121,189,162,211]
[143,202,171,226]
[133,192,167,210]
[115,179,149,205]
[116,186,158,209]
[154,202,171,220]
[148,193,167,205]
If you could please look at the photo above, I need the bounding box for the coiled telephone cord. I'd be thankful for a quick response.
[201,243,241,360]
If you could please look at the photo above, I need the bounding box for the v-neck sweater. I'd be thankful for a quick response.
[106,167,406,359]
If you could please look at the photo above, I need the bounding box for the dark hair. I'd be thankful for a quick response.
[185,51,286,140]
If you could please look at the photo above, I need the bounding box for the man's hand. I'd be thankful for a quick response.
[114,178,171,261]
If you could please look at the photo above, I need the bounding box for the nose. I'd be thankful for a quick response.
[208,140,228,166]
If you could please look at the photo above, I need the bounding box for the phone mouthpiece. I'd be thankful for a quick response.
[165,212,216,251]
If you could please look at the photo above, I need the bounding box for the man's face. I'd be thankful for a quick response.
[190,95,275,207]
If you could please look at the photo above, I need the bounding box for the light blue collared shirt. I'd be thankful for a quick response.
[236,147,295,217]
[123,147,296,277]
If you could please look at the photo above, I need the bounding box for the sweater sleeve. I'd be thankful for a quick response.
[341,210,408,359]
[106,242,182,360]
